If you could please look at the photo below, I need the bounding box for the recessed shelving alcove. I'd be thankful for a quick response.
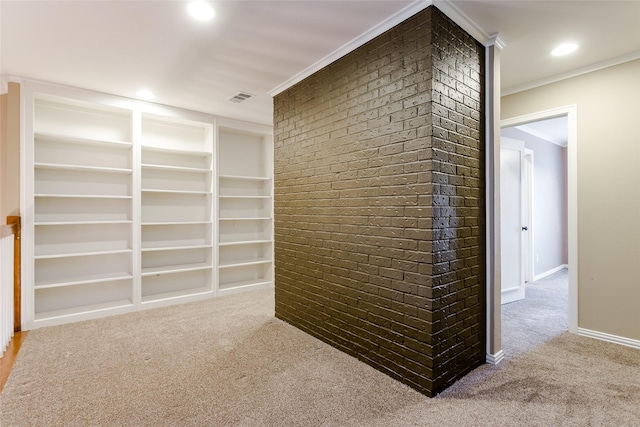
[21,81,273,328]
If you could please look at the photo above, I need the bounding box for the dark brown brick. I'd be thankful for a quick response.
[274,6,485,398]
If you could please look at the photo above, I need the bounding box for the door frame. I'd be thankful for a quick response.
[523,149,534,283]
[499,105,578,335]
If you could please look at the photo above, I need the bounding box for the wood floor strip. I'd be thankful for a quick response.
[0,331,27,394]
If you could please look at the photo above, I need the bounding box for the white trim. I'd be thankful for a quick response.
[20,81,31,330]
[523,149,534,284]
[578,328,640,350]
[486,33,507,50]
[503,50,640,96]
[501,105,578,334]
[434,0,491,45]
[516,124,566,147]
[267,0,502,95]
[1,75,25,94]
[486,350,504,365]
[532,264,567,282]
[484,39,502,362]
[268,0,432,96]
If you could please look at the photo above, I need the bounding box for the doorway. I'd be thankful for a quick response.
[497,105,578,359]
[500,116,570,356]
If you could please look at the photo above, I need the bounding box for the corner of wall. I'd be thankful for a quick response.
[2,82,21,220]
[273,5,486,397]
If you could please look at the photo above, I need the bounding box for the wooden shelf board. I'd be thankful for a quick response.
[141,221,211,226]
[35,220,133,226]
[141,245,212,252]
[219,195,271,199]
[141,287,213,304]
[34,194,133,199]
[34,272,134,289]
[34,299,133,321]
[141,262,212,276]
[35,162,133,174]
[141,189,211,195]
[219,175,271,181]
[219,217,272,221]
[141,163,211,173]
[141,145,212,157]
[218,239,272,247]
[35,131,133,148]
[218,279,272,293]
[218,258,272,269]
[34,248,133,260]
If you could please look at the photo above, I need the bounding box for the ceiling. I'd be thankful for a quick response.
[1,0,639,126]
[506,116,568,147]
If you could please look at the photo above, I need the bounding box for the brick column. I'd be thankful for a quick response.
[273,6,485,396]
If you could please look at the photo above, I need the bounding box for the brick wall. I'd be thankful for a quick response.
[273,6,485,396]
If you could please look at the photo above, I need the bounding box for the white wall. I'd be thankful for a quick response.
[501,127,568,279]
[502,59,640,342]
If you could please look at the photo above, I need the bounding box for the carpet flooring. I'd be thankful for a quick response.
[1,273,639,426]
[502,268,569,358]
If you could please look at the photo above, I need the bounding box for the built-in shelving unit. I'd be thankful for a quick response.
[31,94,135,322]
[22,82,272,329]
[140,114,214,305]
[217,124,273,295]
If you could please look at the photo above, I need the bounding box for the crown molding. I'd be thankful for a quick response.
[268,0,500,96]
[434,0,492,45]
[487,33,507,50]
[268,0,432,96]
[503,50,640,96]
[1,75,25,94]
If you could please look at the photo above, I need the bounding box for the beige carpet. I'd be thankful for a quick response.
[502,268,569,357]
[1,288,639,426]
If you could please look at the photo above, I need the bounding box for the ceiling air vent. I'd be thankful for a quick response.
[227,91,254,103]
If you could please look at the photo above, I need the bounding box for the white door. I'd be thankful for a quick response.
[500,137,526,304]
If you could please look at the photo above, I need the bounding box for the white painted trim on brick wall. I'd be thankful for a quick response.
[484,35,503,365]
[503,50,640,96]
[268,0,432,96]
[578,328,640,350]
[532,264,568,282]
[501,105,578,335]
[486,350,504,365]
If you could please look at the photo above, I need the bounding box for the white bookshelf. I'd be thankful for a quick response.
[22,82,273,329]
[140,113,214,305]
[30,93,135,323]
[217,125,273,295]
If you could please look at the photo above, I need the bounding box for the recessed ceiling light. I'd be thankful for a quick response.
[551,43,579,56]
[136,89,156,100]
[188,2,215,21]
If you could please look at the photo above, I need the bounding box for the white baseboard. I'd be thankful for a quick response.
[486,350,504,365]
[533,264,568,282]
[577,328,640,350]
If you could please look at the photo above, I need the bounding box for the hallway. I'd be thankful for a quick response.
[502,268,569,358]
